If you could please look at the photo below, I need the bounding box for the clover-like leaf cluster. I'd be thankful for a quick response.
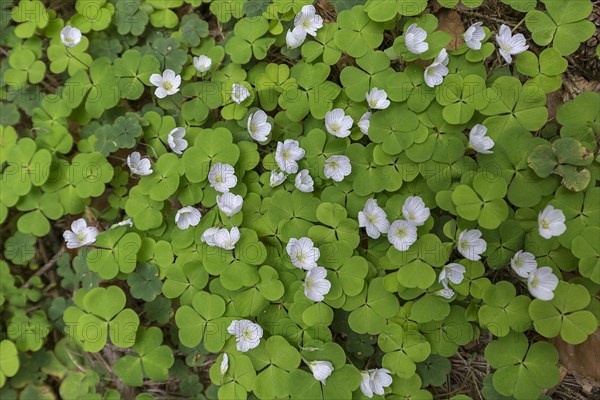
[1,0,599,399]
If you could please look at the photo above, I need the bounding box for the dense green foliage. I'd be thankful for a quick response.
[1,0,599,399]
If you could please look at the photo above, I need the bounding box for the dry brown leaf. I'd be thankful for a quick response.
[317,0,336,22]
[573,372,599,394]
[546,89,564,122]
[575,79,600,92]
[550,329,600,382]
[84,206,98,225]
[564,74,600,100]
[436,9,465,51]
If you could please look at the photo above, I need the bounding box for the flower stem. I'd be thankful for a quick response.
[512,17,525,33]
[66,48,90,68]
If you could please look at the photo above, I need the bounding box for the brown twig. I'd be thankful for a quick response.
[22,247,66,288]
[101,345,138,399]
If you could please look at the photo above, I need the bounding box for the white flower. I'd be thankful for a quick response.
[360,369,393,398]
[358,112,371,135]
[324,155,351,182]
[511,251,537,278]
[439,263,466,289]
[193,55,212,73]
[405,23,429,54]
[213,227,241,250]
[294,5,323,37]
[365,88,390,110]
[325,108,353,138]
[300,346,323,352]
[60,26,82,47]
[286,28,307,49]
[358,199,390,239]
[464,22,485,50]
[231,83,250,104]
[496,24,528,64]
[295,169,314,193]
[468,124,494,154]
[287,237,320,270]
[369,369,393,396]
[110,218,133,229]
[175,206,201,230]
[208,163,237,193]
[402,196,430,227]
[150,69,181,99]
[220,353,229,379]
[127,151,153,176]
[167,127,188,155]
[63,219,98,249]
[308,360,334,385]
[434,288,455,299]
[247,110,271,142]
[538,205,566,239]
[424,48,449,88]
[527,267,559,301]
[275,139,305,174]
[270,170,286,187]
[457,229,487,261]
[227,320,263,352]
[388,220,418,251]
[216,192,243,217]
[304,266,331,302]
[201,227,220,246]
[360,371,374,398]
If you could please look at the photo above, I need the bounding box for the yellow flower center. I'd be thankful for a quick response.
[529,274,539,289]
[367,214,377,225]
[162,81,173,91]
[514,258,523,268]
[305,277,314,290]
[242,327,253,340]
